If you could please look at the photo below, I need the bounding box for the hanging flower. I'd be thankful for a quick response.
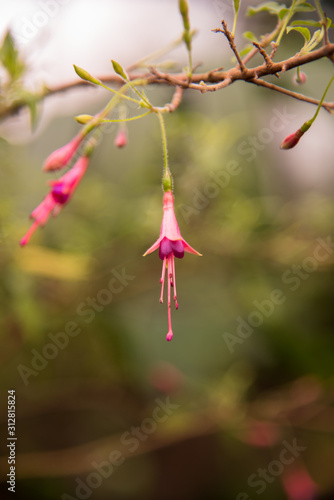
[20,155,89,246]
[42,134,83,172]
[144,190,201,341]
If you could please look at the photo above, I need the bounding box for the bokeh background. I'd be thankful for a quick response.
[1,1,334,499]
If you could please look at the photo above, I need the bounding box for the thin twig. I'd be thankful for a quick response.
[152,86,184,113]
[213,20,246,72]
[248,77,334,111]
[1,43,334,120]
[253,42,274,68]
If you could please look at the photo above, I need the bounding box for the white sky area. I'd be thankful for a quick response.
[1,0,334,190]
[0,0,232,138]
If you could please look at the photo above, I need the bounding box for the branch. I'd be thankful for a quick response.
[248,78,334,111]
[1,43,334,121]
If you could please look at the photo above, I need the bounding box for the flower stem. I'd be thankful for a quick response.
[306,74,334,127]
[275,0,297,46]
[156,111,173,191]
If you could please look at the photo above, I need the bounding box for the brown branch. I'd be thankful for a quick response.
[212,21,246,73]
[248,77,334,111]
[1,42,334,121]
[253,42,274,69]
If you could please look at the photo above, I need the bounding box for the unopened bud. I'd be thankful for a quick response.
[293,71,307,85]
[42,135,82,171]
[179,0,190,31]
[114,129,127,148]
[73,65,100,85]
[111,60,128,80]
[280,129,304,150]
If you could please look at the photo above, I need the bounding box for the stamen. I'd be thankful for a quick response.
[165,255,174,341]
[171,255,179,309]
[159,257,166,303]
[167,255,172,308]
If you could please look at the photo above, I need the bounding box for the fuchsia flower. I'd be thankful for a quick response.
[144,190,201,341]
[42,135,83,172]
[20,155,89,246]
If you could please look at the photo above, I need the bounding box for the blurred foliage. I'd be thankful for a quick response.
[1,2,334,500]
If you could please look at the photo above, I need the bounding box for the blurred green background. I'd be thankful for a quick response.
[1,1,334,499]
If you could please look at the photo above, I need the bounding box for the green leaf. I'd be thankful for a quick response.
[0,31,25,81]
[302,28,323,52]
[247,2,288,18]
[239,45,253,57]
[291,19,322,27]
[243,31,258,43]
[294,2,315,13]
[233,0,240,14]
[15,89,40,131]
[291,18,333,28]
[286,26,311,43]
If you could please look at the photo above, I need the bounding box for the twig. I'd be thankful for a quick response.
[248,77,334,112]
[253,42,274,69]
[1,43,334,120]
[152,86,184,113]
[212,20,246,73]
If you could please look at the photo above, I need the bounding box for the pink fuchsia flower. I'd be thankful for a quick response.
[144,190,201,341]
[20,155,89,246]
[42,134,83,172]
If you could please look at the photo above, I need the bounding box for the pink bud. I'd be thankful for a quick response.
[280,129,304,150]
[293,71,307,85]
[42,135,82,172]
[114,129,127,148]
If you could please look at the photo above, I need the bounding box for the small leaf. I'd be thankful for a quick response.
[111,60,128,80]
[243,31,258,42]
[247,2,288,18]
[294,2,315,13]
[0,31,25,80]
[73,65,100,85]
[239,45,253,57]
[286,26,311,43]
[291,19,323,27]
[303,28,323,52]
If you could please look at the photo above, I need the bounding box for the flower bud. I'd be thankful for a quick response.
[73,65,100,85]
[280,129,304,150]
[42,135,82,172]
[114,129,127,148]
[111,60,128,80]
[293,71,307,85]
